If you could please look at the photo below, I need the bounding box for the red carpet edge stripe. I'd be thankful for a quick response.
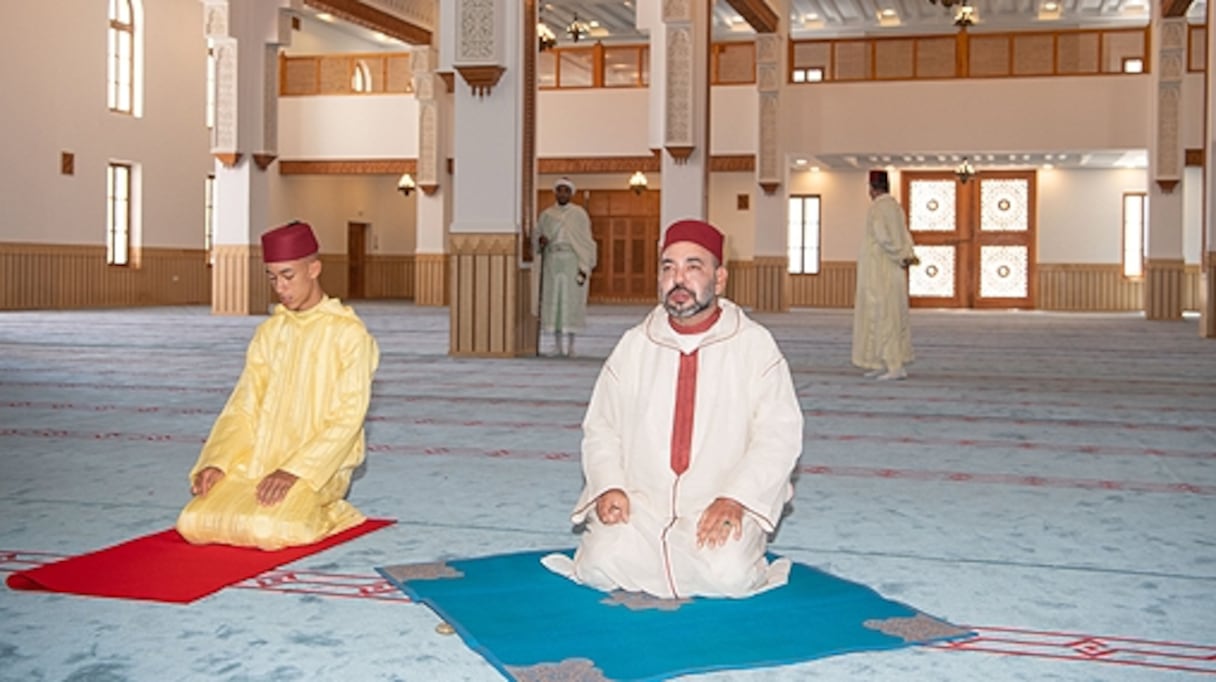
[2,551,1211,672]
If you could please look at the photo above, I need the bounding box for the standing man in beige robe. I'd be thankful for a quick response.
[537,177,597,357]
[852,170,919,381]
[543,219,803,599]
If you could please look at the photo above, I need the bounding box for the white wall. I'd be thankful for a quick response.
[279,96,418,159]
[269,174,415,256]
[787,169,874,262]
[0,0,211,247]
[536,86,759,157]
[782,76,1152,156]
[1037,168,1147,263]
[710,85,758,155]
[707,172,758,261]
[538,89,651,157]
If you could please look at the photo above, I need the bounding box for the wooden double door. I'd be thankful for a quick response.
[902,171,1037,309]
[537,189,660,303]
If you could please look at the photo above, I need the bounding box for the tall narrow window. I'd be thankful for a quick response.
[107,163,132,266]
[1122,192,1147,278]
[788,195,822,274]
[204,174,216,265]
[205,45,217,129]
[351,59,373,93]
[108,0,135,113]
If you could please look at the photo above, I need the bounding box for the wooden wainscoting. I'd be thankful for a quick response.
[314,253,415,301]
[212,245,274,315]
[318,254,350,301]
[1036,263,1141,311]
[1181,263,1202,314]
[365,254,415,299]
[728,257,789,311]
[1202,253,1216,338]
[787,261,856,308]
[449,234,532,356]
[726,259,755,307]
[414,253,448,306]
[1144,259,1186,320]
[1,242,210,311]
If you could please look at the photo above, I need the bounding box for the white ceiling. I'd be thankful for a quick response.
[298,2,1204,171]
[541,0,1206,43]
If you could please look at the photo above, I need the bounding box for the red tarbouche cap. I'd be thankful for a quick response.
[261,221,319,263]
[661,219,725,263]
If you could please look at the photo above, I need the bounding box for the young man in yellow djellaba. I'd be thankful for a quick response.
[177,221,380,550]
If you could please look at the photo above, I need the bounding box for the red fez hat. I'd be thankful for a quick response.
[869,170,889,188]
[261,221,319,263]
[662,219,725,263]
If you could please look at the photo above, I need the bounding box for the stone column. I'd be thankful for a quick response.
[749,6,789,312]
[644,0,711,230]
[1202,4,1216,337]
[412,45,452,306]
[442,0,537,355]
[203,0,292,315]
[1145,8,1187,321]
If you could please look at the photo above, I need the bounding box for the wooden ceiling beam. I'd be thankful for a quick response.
[1162,0,1194,17]
[304,0,431,45]
[723,0,780,33]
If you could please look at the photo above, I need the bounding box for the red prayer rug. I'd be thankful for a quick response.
[5,518,394,604]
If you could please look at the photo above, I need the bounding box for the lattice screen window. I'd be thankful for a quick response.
[1102,31,1145,73]
[559,48,594,87]
[1057,32,1100,74]
[604,46,646,87]
[980,180,1029,232]
[909,181,956,232]
[714,42,755,84]
[979,246,1028,298]
[909,246,955,298]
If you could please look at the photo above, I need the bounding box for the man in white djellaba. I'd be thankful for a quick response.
[852,169,919,381]
[543,219,804,599]
[536,177,597,357]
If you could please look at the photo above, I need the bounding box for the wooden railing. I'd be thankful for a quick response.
[538,41,757,89]
[789,26,1155,83]
[280,52,414,96]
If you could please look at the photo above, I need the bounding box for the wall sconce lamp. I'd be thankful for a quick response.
[629,170,649,195]
[397,172,416,196]
[955,157,976,184]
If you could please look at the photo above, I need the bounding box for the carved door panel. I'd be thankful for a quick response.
[537,189,659,302]
[903,171,1036,308]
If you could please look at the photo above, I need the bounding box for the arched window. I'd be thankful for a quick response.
[351,59,373,93]
[107,0,135,113]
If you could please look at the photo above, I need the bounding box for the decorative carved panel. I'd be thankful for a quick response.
[456,0,497,63]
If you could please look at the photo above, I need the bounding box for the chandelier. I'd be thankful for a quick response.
[928,0,976,26]
[954,4,975,26]
[537,22,556,52]
[955,157,976,184]
[566,14,590,42]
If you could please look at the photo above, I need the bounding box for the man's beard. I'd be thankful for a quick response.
[662,284,714,319]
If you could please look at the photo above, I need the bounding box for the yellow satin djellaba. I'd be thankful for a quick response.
[177,297,380,550]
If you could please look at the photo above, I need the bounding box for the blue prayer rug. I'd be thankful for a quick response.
[377,549,973,681]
